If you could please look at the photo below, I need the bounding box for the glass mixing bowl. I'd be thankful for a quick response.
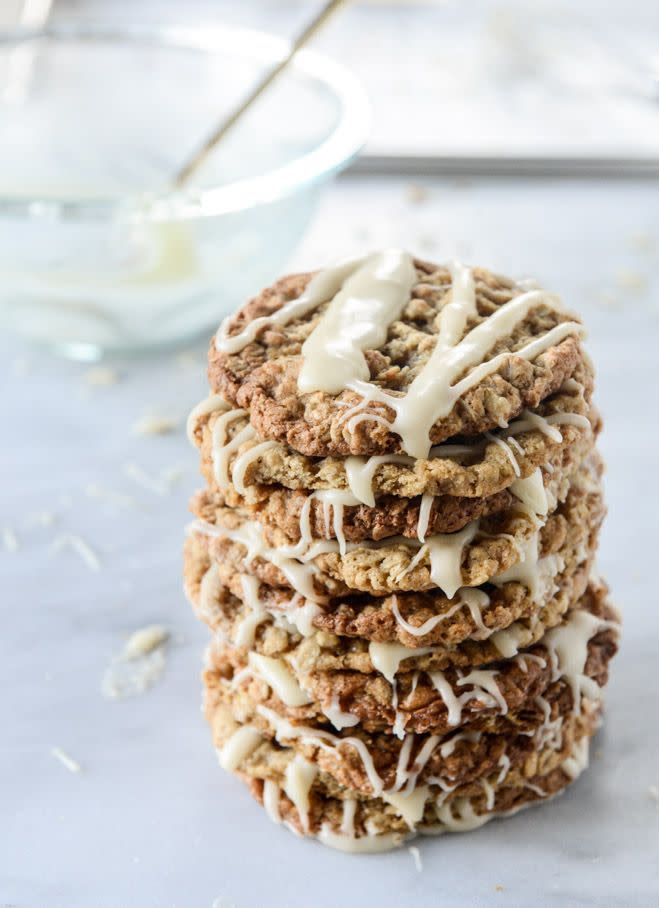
[0,23,369,360]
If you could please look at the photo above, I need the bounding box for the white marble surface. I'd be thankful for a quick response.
[4,176,659,906]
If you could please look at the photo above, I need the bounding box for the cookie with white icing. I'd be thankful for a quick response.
[205,584,618,739]
[189,365,596,518]
[184,251,618,852]
[185,547,596,674]
[191,428,598,550]
[209,256,588,458]
[187,463,603,599]
[205,676,601,849]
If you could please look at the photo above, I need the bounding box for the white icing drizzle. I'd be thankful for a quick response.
[298,250,417,394]
[435,797,491,832]
[216,255,368,354]
[258,706,386,796]
[324,694,360,731]
[461,589,492,639]
[490,622,532,659]
[302,489,360,556]
[391,594,464,638]
[186,393,228,443]
[458,669,509,714]
[317,826,406,853]
[340,798,358,837]
[391,681,406,740]
[511,467,548,516]
[368,641,437,684]
[423,521,479,598]
[428,671,465,727]
[218,725,262,771]
[211,409,255,490]
[544,609,617,711]
[234,575,269,647]
[480,778,495,811]
[485,432,521,477]
[344,454,413,507]
[263,780,282,824]
[533,695,564,751]
[561,736,590,779]
[507,436,525,456]
[197,562,221,622]
[428,668,507,727]
[417,494,434,543]
[439,729,482,759]
[395,735,442,794]
[383,785,431,829]
[281,597,323,638]
[393,735,415,792]
[248,653,312,707]
[492,531,564,604]
[426,779,458,797]
[395,521,478,598]
[524,781,547,797]
[550,412,592,432]
[561,377,582,393]
[229,665,253,690]
[284,755,318,833]
[231,440,277,495]
[342,264,582,458]
[505,409,590,445]
[506,409,563,443]
[496,754,511,785]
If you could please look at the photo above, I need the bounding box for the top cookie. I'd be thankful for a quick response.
[209,252,585,458]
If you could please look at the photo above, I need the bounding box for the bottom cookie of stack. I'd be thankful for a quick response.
[205,683,599,853]
[202,582,619,852]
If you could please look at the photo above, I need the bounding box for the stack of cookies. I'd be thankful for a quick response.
[185,251,619,852]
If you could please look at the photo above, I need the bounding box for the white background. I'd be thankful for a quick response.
[4,2,659,906]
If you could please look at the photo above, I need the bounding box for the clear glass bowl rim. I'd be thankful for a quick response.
[0,21,371,221]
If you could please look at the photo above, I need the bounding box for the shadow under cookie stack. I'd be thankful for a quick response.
[185,250,619,852]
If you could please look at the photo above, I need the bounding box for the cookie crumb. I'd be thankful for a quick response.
[628,231,655,253]
[2,526,19,552]
[84,367,119,387]
[596,292,621,309]
[161,466,184,487]
[51,534,101,571]
[51,747,82,773]
[123,625,169,660]
[175,349,204,369]
[102,625,170,700]
[408,845,423,872]
[616,269,647,293]
[86,483,137,509]
[133,414,179,436]
[406,183,429,204]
